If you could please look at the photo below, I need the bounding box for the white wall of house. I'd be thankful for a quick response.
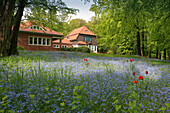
[73,45,97,53]
[88,45,97,53]
[73,45,86,47]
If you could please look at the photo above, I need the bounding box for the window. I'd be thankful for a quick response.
[38,38,42,45]
[53,45,60,48]
[83,36,92,42]
[28,25,45,31]
[85,30,88,32]
[34,37,37,44]
[29,37,33,44]
[28,37,51,46]
[90,37,92,41]
[62,45,67,48]
[67,37,70,40]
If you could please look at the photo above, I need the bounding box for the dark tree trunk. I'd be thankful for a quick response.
[156,47,158,59]
[159,50,161,59]
[0,0,16,57]
[141,31,144,56]
[136,30,141,55]
[168,51,170,60]
[148,47,151,58]
[8,0,27,56]
[164,49,166,60]
[145,36,148,56]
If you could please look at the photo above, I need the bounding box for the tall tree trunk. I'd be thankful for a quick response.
[136,30,141,55]
[145,36,148,56]
[141,31,144,56]
[0,0,16,57]
[156,46,158,59]
[159,50,161,59]
[168,50,170,60]
[164,49,166,60]
[148,46,151,58]
[8,0,27,56]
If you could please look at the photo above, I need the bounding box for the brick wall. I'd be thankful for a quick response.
[18,32,59,51]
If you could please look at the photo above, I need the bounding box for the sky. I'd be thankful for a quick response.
[62,0,95,22]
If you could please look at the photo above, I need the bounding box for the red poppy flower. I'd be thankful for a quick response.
[146,71,148,74]
[132,59,134,61]
[87,63,89,65]
[127,60,128,62]
[138,75,143,80]
[134,80,137,84]
[132,72,135,75]
[86,59,87,61]
[82,55,84,57]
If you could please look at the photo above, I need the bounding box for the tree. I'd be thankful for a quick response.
[89,0,169,59]
[0,0,78,57]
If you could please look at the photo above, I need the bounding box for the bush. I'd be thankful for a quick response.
[62,46,91,53]
[17,46,25,50]
[68,47,77,52]
[76,46,91,53]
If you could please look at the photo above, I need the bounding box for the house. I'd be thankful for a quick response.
[18,21,63,51]
[54,26,97,52]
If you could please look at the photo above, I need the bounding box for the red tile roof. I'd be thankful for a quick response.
[53,26,95,44]
[53,38,72,44]
[19,21,63,36]
[77,41,87,45]
[68,26,96,36]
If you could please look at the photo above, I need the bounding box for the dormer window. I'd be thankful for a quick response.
[67,37,70,40]
[29,25,45,31]
[85,30,88,32]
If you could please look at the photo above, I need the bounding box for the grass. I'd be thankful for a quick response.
[0,51,170,112]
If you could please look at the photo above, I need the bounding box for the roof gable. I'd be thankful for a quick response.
[19,21,63,36]
[68,26,96,36]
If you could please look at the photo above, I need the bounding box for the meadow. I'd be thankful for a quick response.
[0,51,170,113]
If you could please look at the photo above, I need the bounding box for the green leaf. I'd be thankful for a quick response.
[2,96,8,101]
[165,103,170,108]
[29,87,32,91]
[128,86,133,91]
[74,86,79,91]
[129,100,136,109]
[7,110,15,113]
[79,85,84,90]
[29,94,35,99]
[46,87,49,91]
[45,101,50,104]
[112,97,116,100]
[139,103,142,107]
[115,105,121,111]
[76,95,82,100]
[0,110,4,112]
[159,107,166,110]
[113,100,118,104]
[132,93,138,99]
[71,101,76,105]
[134,110,138,113]
[72,105,77,110]
[60,102,65,106]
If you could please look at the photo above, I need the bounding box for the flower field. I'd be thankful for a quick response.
[0,51,170,112]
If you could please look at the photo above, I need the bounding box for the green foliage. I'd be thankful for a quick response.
[75,46,91,53]
[89,0,170,57]
[61,46,91,53]
[17,46,25,50]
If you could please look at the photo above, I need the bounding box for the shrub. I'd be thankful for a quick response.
[17,46,25,50]
[68,47,77,52]
[76,46,91,53]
